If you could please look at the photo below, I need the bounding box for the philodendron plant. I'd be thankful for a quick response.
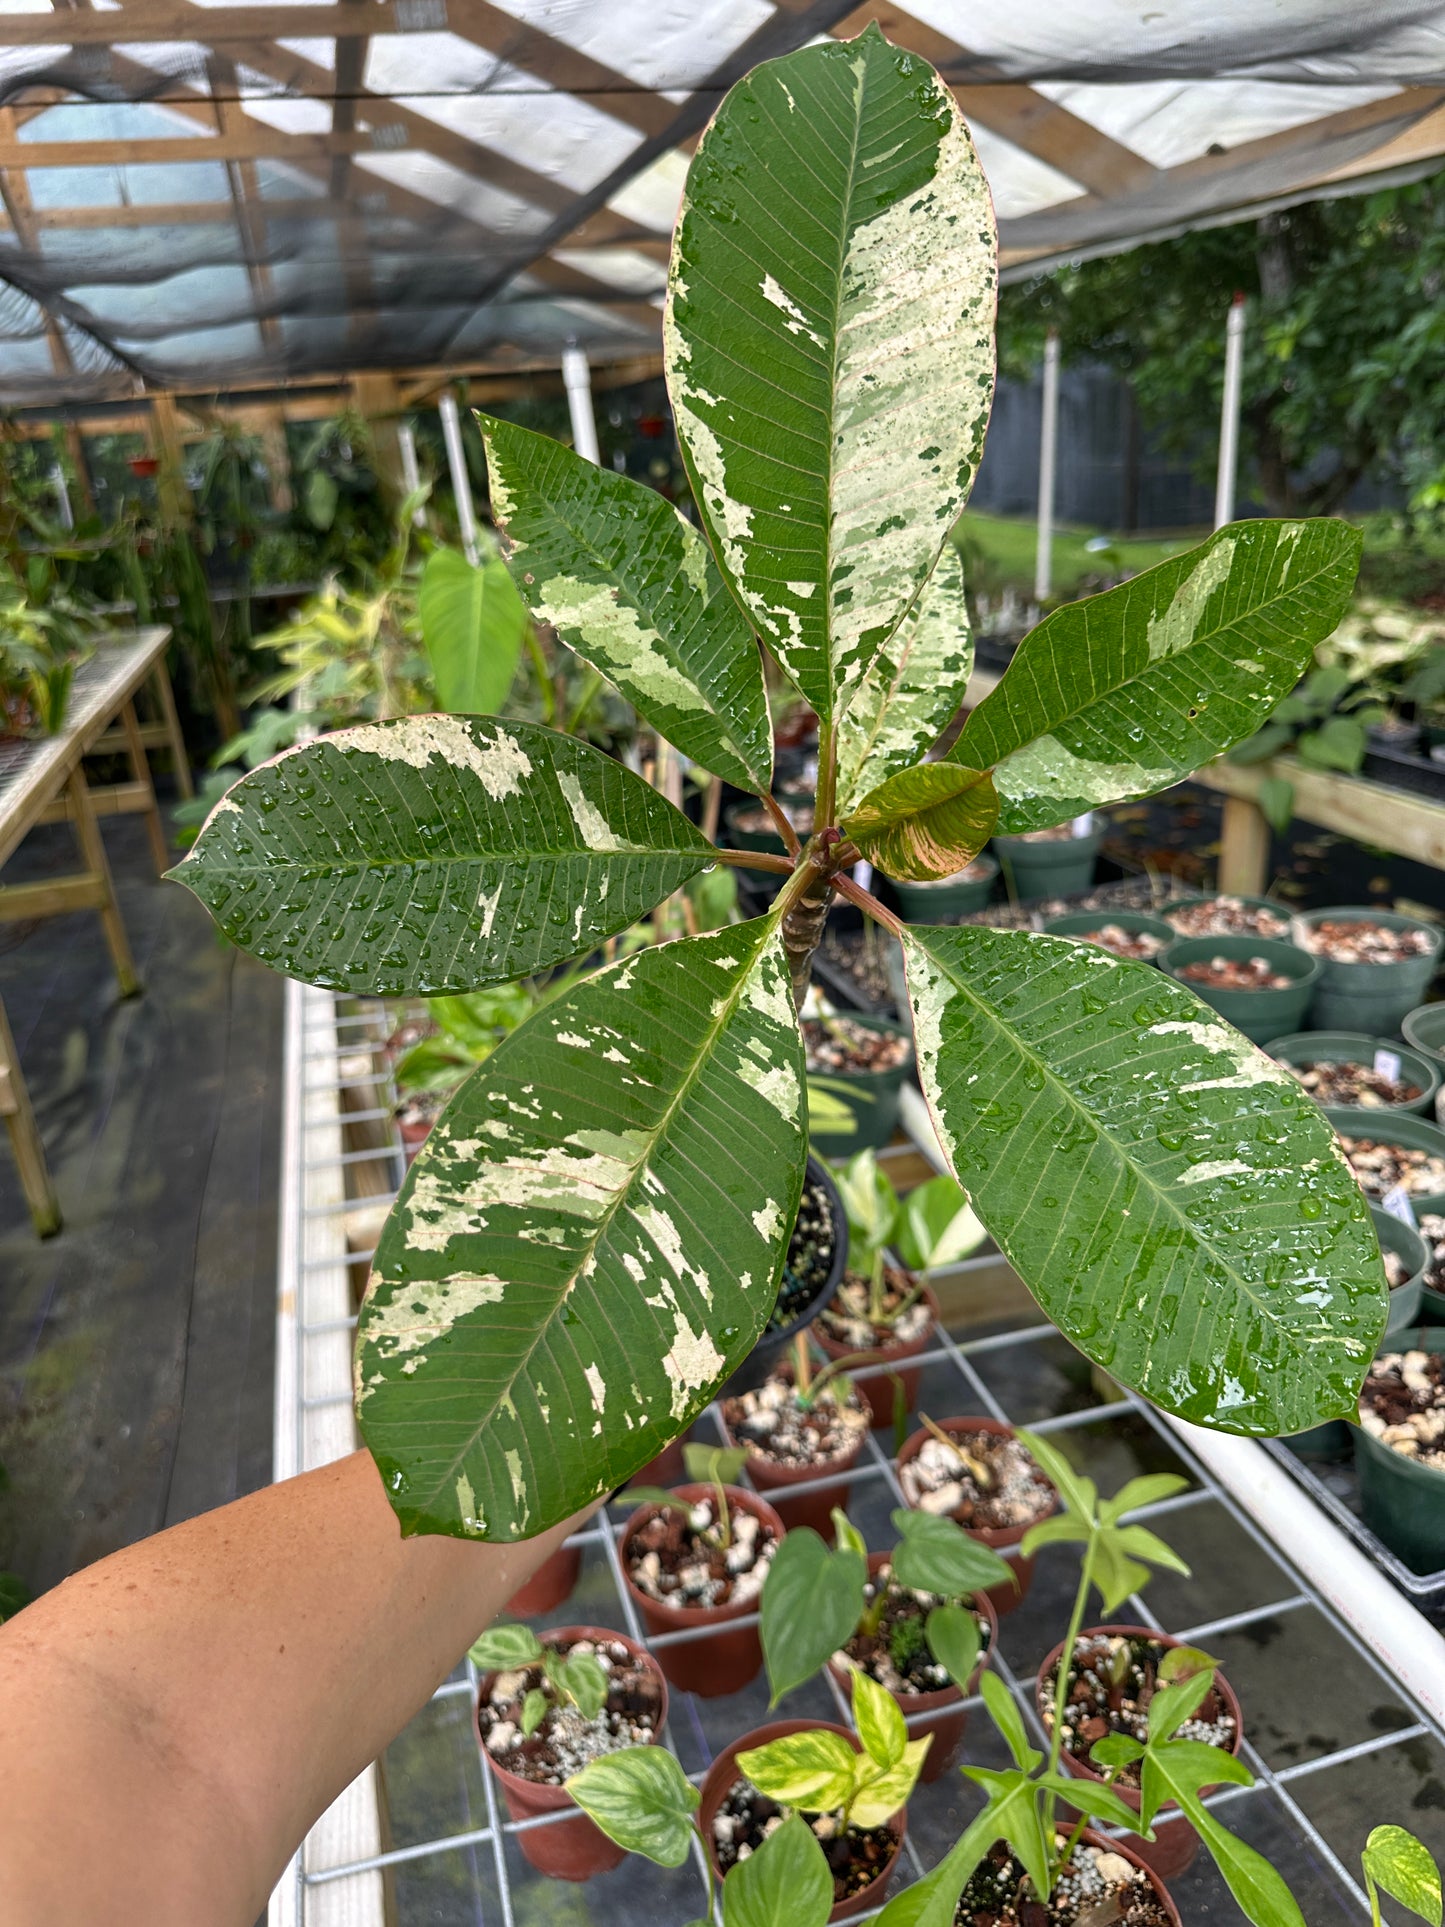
[175,25,1384,1546]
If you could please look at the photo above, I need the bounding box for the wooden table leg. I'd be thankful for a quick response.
[1218,794,1272,896]
[67,767,141,999]
[0,993,60,1236]
[150,660,194,800]
[120,697,170,876]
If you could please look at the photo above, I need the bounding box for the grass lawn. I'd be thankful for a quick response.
[955,512,1207,601]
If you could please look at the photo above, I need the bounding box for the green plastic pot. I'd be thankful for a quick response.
[889,854,998,921]
[1403,1002,1445,1068]
[1161,894,1293,941]
[1160,935,1319,1045]
[1042,910,1176,962]
[724,799,797,855]
[806,1013,914,1154]
[1264,1032,1440,1117]
[1375,1205,1429,1340]
[1353,1324,1445,1574]
[1294,907,1443,1036]
[992,824,1102,901]
[1323,1106,1445,1218]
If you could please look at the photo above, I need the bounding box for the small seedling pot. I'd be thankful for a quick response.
[1353,1325,1445,1573]
[698,1718,906,1923]
[619,1484,785,1698]
[1265,1032,1440,1116]
[1160,934,1318,1044]
[827,1552,998,1783]
[992,823,1102,900]
[1041,909,1176,961]
[1323,1106,1445,1218]
[1376,1205,1430,1341]
[806,1013,915,1154]
[718,1369,869,1539]
[1035,1623,1244,1884]
[723,1155,847,1397]
[1294,907,1443,1035]
[504,1540,582,1618]
[1403,1002,1445,1068]
[1161,894,1292,940]
[894,1415,1058,1618]
[888,855,998,921]
[814,1279,942,1430]
[474,1624,668,1882]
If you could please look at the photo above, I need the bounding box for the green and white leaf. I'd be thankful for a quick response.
[666,25,996,722]
[174,716,711,996]
[480,414,772,791]
[904,924,1386,1434]
[1363,1827,1443,1927]
[851,1667,908,1771]
[849,1736,930,1827]
[738,1728,857,1814]
[836,546,973,814]
[949,519,1363,833]
[840,762,997,882]
[468,1624,543,1670]
[355,917,807,1538]
[419,545,529,716]
[566,1746,699,1867]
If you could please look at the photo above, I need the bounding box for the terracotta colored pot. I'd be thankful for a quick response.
[699,1718,906,1923]
[718,1370,868,1538]
[474,1624,668,1881]
[1035,1624,1245,1883]
[504,1540,581,1618]
[894,1416,1059,1618]
[827,1553,998,1783]
[814,1278,941,1429]
[629,1434,688,1488]
[957,1829,1180,1926]
[620,1485,785,1698]
[397,1112,433,1166]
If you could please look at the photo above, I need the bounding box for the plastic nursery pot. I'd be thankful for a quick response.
[504,1540,582,1618]
[723,798,807,856]
[1264,1032,1441,1116]
[1375,1204,1430,1342]
[1353,1325,1445,1574]
[1160,934,1319,1045]
[894,1415,1058,1618]
[619,1484,785,1698]
[887,854,998,921]
[698,1718,907,1923]
[1324,1106,1445,1217]
[992,823,1102,901]
[718,1369,868,1539]
[1161,893,1293,940]
[1403,1001,1445,1068]
[1018,1830,1183,1927]
[805,1013,915,1154]
[827,1551,998,1785]
[722,1154,847,1397]
[1042,909,1177,962]
[814,1277,942,1430]
[1036,1624,1244,1885]
[474,1624,668,1882]
[1294,906,1443,1036]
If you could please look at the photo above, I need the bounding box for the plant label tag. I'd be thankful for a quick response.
[1381,1183,1418,1229]
[853,860,874,893]
[1070,813,1094,838]
[1374,1049,1402,1083]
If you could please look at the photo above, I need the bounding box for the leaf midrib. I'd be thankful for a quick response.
[185,842,706,880]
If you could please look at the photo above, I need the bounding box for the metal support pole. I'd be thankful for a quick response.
[1034,328,1060,604]
[50,461,72,531]
[397,420,425,528]
[561,343,601,467]
[438,390,478,564]
[1215,292,1247,530]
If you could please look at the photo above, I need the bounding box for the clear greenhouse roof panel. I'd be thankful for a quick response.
[3,0,1445,402]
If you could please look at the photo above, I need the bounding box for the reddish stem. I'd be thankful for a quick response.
[761,793,803,858]
[832,870,906,940]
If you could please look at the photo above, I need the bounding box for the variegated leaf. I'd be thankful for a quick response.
[949,519,1362,834]
[840,763,997,882]
[172,716,711,995]
[836,546,973,815]
[480,414,772,792]
[355,917,807,1538]
[665,24,996,722]
[903,923,1386,1435]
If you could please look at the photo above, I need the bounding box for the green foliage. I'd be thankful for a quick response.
[891,1506,1013,1599]
[840,763,998,883]
[724,1812,833,1927]
[418,543,530,716]
[740,1670,929,1829]
[468,1623,607,1725]
[566,1745,699,1867]
[895,1174,986,1273]
[1363,1827,1443,1927]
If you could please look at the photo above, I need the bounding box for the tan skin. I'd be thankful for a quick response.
[0,1450,595,1926]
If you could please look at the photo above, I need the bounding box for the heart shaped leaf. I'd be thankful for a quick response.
[725,1813,834,1927]
[566,1746,699,1868]
[840,763,998,882]
[761,1527,867,1705]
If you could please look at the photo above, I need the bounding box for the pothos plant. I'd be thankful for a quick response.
[175,25,1383,1547]
[467,1621,608,1737]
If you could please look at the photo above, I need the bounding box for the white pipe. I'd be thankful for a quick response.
[438,390,479,564]
[562,343,601,466]
[397,419,425,528]
[1214,293,1247,530]
[50,462,73,530]
[1034,328,1060,604]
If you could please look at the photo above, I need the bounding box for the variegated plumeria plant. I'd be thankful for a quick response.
[175,25,1385,1547]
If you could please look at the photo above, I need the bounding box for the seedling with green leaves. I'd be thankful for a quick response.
[743,1666,932,1838]
[468,1623,608,1738]
[620,1443,751,1551]
[761,1506,1012,1706]
[175,24,1386,1549]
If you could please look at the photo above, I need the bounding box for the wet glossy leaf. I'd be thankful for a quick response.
[419,545,528,716]
[949,520,1362,833]
[666,26,995,722]
[840,763,998,883]
[725,1813,834,1927]
[1363,1827,1443,1927]
[836,547,973,815]
[356,918,807,1538]
[904,924,1386,1433]
[738,1728,857,1814]
[174,717,711,995]
[761,1527,867,1705]
[566,1745,699,1867]
[480,414,771,791]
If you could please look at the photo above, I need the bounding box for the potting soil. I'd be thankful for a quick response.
[1039,1633,1236,1789]
[899,1429,1055,1530]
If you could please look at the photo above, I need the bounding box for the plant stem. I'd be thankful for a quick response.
[713,1475,731,1552]
[832,870,906,939]
[762,791,802,857]
[525,630,557,725]
[816,721,837,832]
[793,1330,814,1403]
[1054,1762,1121,1880]
[869,1245,887,1325]
[712,847,795,876]
[1041,1532,1097,1869]
[564,665,604,735]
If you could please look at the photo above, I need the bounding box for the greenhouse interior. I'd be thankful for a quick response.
[7,2,1445,1923]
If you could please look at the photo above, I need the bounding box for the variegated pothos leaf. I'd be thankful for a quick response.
[355,917,807,1538]
[903,923,1386,1435]
[836,545,973,815]
[479,414,772,792]
[172,716,711,995]
[949,519,1362,834]
[840,763,998,882]
[665,25,996,722]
